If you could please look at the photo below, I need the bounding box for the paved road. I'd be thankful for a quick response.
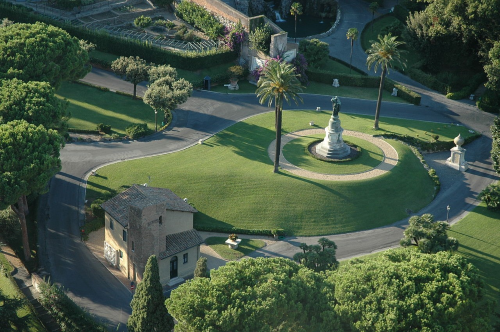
[38,0,498,329]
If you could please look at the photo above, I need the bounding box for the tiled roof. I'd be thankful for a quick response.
[159,229,204,259]
[101,184,197,227]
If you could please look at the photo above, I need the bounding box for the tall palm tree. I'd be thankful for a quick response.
[290,2,303,43]
[256,61,303,173]
[366,33,406,129]
[369,2,379,31]
[346,28,359,73]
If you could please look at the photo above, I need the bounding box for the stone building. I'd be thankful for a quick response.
[101,184,203,286]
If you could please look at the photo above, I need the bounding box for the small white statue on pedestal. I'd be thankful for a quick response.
[445,134,468,172]
[391,88,398,96]
[332,79,339,88]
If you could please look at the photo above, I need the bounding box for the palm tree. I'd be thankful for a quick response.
[256,61,303,173]
[366,33,406,129]
[369,2,379,31]
[290,2,303,43]
[346,28,359,73]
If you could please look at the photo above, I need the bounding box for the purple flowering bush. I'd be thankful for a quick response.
[222,21,246,52]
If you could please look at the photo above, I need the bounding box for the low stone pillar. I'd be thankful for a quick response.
[445,134,469,171]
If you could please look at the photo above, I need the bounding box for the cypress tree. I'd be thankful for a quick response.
[194,257,209,278]
[128,255,174,332]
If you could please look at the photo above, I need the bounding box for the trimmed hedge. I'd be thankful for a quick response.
[477,88,500,113]
[195,225,283,237]
[0,1,236,71]
[407,68,448,94]
[307,68,421,105]
[377,132,481,152]
[126,123,150,139]
[68,128,101,135]
[446,73,486,100]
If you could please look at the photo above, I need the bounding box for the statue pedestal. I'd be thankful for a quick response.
[445,146,468,172]
[316,115,350,159]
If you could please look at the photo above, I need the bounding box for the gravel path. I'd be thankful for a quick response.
[269,129,399,181]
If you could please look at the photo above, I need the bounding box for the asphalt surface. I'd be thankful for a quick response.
[38,0,498,329]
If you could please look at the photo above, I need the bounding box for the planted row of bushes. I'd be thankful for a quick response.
[307,68,422,105]
[378,132,481,152]
[175,0,224,40]
[407,68,448,94]
[195,225,285,237]
[68,128,101,135]
[446,72,486,100]
[38,281,108,332]
[0,1,236,71]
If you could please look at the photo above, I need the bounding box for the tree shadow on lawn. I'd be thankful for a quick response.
[213,121,276,164]
[194,211,238,231]
[278,171,349,200]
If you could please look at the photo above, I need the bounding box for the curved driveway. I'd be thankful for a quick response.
[38,0,498,329]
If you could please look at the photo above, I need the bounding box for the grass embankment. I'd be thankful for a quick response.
[56,82,156,136]
[205,237,266,260]
[86,111,473,236]
[0,253,46,331]
[282,134,384,174]
[448,203,500,321]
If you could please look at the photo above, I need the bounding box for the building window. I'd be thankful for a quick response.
[123,230,127,242]
[183,253,188,264]
[132,241,135,252]
[119,250,123,258]
[159,216,162,225]
[110,219,114,230]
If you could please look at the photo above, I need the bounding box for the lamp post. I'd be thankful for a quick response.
[155,109,158,132]
[446,205,450,223]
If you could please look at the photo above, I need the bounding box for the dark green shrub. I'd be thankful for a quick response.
[134,15,152,28]
[183,30,199,42]
[407,68,448,94]
[446,73,486,100]
[477,89,500,113]
[90,198,105,219]
[299,39,329,68]
[249,24,272,54]
[381,19,404,37]
[38,282,108,332]
[392,4,409,21]
[175,0,224,39]
[89,56,111,69]
[479,183,500,211]
[68,128,100,135]
[96,123,111,134]
[126,123,150,139]
[491,117,500,175]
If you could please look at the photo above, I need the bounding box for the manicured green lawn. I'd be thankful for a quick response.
[85,111,452,236]
[205,237,266,260]
[56,82,156,135]
[282,134,384,174]
[321,57,364,75]
[0,253,46,331]
[448,203,500,321]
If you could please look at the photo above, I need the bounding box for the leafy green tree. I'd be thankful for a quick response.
[298,38,329,68]
[293,237,339,272]
[485,41,500,92]
[0,120,62,261]
[329,248,492,331]
[249,24,272,54]
[128,255,174,332]
[0,79,68,131]
[479,183,500,211]
[366,33,406,129]
[290,2,303,43]
[148,64,178,84]
[143,73,192,131]
[166,257,341,332]
[400,213,459,253]
[0,22,90,88]
[111,56,150,99]
[134,15,153,28]
[346,28,359,73]
[492,117,500,175]
[256,60,303,173]
[194,256,208,278]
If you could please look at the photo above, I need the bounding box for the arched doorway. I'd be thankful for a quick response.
[170,256,178,279]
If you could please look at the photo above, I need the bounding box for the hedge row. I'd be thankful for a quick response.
[446,73,486,100]
[328,56,368,76]
[38,282,108,332]
[307,68,421,105]
[195,225,285,237]
[476,88,500,113]
[407,68,448,94]
[68,128,101,135]
[378,132,481,152]
[0,1,237,71]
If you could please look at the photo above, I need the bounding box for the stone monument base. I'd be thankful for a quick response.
[445,146,468,172]
[316,142,350,159]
